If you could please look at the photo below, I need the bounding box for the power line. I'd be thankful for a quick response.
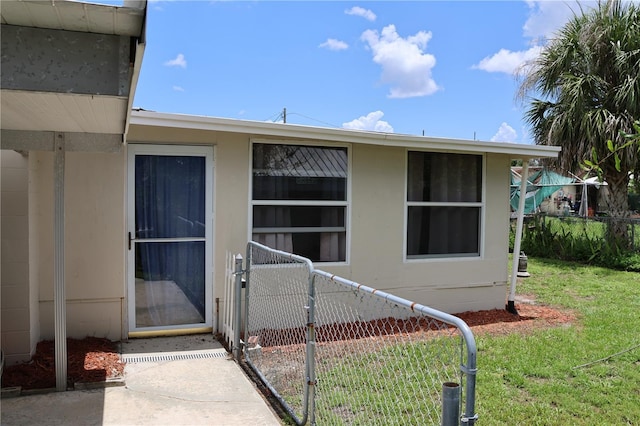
[287,111,342,129]
[263,108,342,129]
[263,110,283,123]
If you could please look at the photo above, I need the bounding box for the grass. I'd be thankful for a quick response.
[313,339,458,425]
[477,257,640,425]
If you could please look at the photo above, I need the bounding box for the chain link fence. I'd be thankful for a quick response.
[242,243,314,424]
[238,241,477,425]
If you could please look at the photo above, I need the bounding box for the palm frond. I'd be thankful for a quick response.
[519,0,639,175]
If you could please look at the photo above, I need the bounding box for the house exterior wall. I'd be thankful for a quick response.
[32,150,125,341]
[7,125,513,351]
[1,150,38,365]
[127,125,511,315]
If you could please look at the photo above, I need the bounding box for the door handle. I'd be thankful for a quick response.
[128,232,133,250]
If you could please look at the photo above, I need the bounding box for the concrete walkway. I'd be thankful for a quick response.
[1,336,282,426]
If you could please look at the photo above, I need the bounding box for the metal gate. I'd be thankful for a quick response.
[232,242,478,425]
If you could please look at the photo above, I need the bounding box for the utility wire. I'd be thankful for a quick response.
[263,109,341,128]
[263,110,284,123]
[287,112,342,129]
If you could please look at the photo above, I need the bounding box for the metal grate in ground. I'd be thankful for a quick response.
[122,349,228,364]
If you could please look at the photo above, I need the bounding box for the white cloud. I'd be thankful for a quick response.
[172,85,184,92]
[491,122,518,143]
[520,125,533,144]
[473,45,543,75]
[164,53,187,68]
[523,1,590,40]
[473,1,592,75]
[345,6,376,21]
[342,111,394,133]
[319,38,349,51]
[361,25,438,98]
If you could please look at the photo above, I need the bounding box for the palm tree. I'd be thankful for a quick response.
[519,0,640,247]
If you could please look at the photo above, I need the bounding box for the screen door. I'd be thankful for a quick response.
[127,145,213,334]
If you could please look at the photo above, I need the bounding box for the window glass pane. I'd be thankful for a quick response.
[407,207,480,256]
[135,155,206,239]
[252,143,348,262]
[253,144,347,201]
[407,152,482,202]
[253,176,346,200]
[253,206,345,228]
[253,232,346,262]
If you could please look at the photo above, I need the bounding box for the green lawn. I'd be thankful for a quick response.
[478,257,640,425]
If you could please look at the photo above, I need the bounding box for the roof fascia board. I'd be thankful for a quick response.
[130,111,561,158]
[123,4,147,142]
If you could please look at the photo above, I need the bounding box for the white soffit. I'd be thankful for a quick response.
[130,110,561,159]
[1,0,146,143]
[0,0,144,36]
[1,90,127,134]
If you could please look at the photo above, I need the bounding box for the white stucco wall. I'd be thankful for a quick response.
[33,150,125,341]
[1,150,37,365]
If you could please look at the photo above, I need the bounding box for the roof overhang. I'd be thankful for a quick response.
[0,0,146,35]
[130,110,561,159]
[1,0,147,151]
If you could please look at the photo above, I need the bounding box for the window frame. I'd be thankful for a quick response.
[404,150,485,261]
[249,139,351,265]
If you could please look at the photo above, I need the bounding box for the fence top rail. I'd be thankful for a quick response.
[311,268,477,362]
[247,241,315,270]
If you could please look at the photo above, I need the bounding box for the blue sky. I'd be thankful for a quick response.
[107,1,592,143]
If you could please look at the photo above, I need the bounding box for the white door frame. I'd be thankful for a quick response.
[126,144,214,336]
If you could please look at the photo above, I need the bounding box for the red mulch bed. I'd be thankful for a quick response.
[2,337,124,390]
[455,302,576,336]
[1,302,574,391]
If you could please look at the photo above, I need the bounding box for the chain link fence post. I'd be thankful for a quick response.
[441,382,461,426]
[233,254,243,360]
[305,274,317,426]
